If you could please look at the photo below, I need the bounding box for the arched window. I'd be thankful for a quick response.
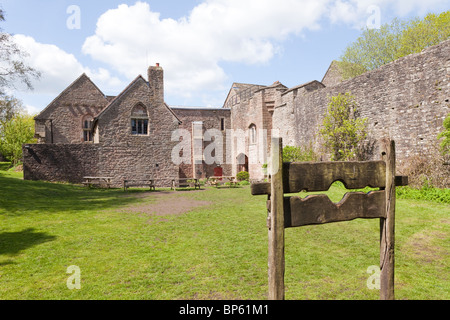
[131,104,149,135]
[82,115,93,142]
[249,124,257,144]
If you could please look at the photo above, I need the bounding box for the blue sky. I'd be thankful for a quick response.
[1,0,449,114]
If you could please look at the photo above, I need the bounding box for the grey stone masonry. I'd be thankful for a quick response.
[23,40,450,185]
[273,39,450,169]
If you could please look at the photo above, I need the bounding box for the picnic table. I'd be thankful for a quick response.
[82,176,113,188]
[123,179,156,191]
[207,176,238,188]
[171,178,201,190]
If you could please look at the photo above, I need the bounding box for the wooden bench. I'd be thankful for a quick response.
[207,176,238,188]
[82,176,112,188]
[171,178,201,190]
[123,179,156,191]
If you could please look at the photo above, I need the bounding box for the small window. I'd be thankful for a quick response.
[221,118,225,131]
[82,115,93,142]
[249,124,257,144]
[131,104,149,135]
[131,119,148,135]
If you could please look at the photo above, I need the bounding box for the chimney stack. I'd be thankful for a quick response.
[148,63,164,104]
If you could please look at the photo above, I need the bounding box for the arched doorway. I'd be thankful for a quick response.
[236,153,248,173]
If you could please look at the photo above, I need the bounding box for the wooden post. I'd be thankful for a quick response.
[380,138,395,300]
[268,137,285,300]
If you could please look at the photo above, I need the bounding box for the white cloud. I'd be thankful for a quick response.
[24,104,41,116]
[8,0,448,110]
[81,0,330,101]
[327,0,450,28]
[11,34,124,96]
[82,0,449,104]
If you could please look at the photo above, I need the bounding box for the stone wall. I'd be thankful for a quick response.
[22,142,178,188]
[23,143,99,183]
[25,41,449,185]
[274,81,325,147]
[273,39,450,168]
[173,107,232,178]
[229,83,288,180]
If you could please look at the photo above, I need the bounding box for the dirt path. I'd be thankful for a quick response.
[118,190,212,216]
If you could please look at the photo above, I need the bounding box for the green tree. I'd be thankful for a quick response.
[339,11,450,79]
[319,93,367,161]
[437,113,450,156]
[397,11,450,58]
[0,113,36,165]
[339,18,405,79]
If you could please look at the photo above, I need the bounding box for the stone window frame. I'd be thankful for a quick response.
[82,114,94,142]
[249,123,257,145]
[130,103,149,136]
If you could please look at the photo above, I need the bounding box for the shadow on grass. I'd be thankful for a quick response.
[0,172,147,215]
[0,228,56,256]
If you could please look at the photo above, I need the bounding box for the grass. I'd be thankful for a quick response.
[0,170,448,300]
[0,162,12,171]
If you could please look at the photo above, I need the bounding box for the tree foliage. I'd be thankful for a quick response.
[0,94,24,123]
[437,113,450,156]
[397,11,450,58]
[0,7,40,95]
[339,11,450,79]
[0,113,36,165]
[319,93,367,161]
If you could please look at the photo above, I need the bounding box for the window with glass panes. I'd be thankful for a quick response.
[131,104,149,135]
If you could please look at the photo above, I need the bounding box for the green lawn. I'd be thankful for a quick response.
[0,170,448,300]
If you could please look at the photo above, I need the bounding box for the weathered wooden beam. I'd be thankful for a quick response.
[284,190,386,228]
[394,175,408,187]
[251,174,407,196]
[268,137,285,300]
[251,182,271,195]
[380,138,396,300]
[285,161,386,192]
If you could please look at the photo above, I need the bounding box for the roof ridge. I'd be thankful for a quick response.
[34,73,108,120]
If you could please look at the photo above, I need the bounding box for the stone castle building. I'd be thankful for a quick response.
[23,40,450,187]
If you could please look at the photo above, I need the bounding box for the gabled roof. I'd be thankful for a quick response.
[223,82,266,108]
[282,80,325,95]
[321,60,339,83]
[321,60,346,86]
[164,103,182,124]
[255,81,288,92]
[34,73,109,120]
[94,75,181,124]
[95,75,145,120]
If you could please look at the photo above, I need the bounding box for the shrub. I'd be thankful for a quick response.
[396,186,450,204]
[398,141,450,189]
[319,93,368,161]
[437,112,450,157]
[236,171,249,181]
[283,144,319,162]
